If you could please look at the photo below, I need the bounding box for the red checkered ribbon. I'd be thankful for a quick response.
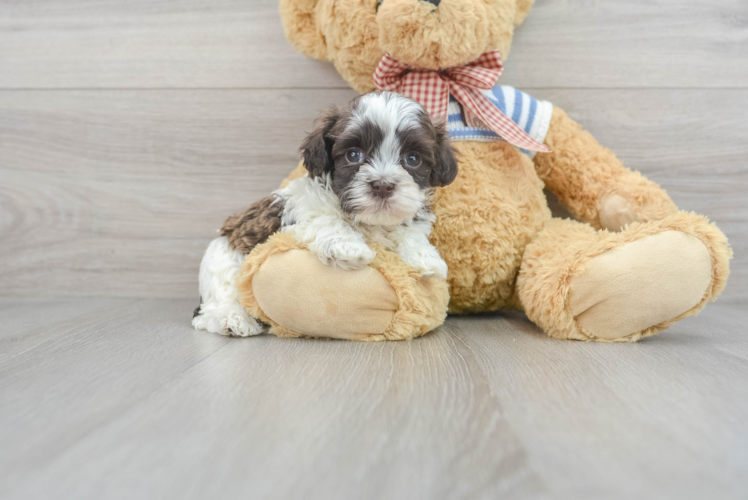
[373,50,549,152]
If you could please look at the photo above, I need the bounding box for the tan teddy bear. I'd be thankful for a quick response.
[233,0,731,342]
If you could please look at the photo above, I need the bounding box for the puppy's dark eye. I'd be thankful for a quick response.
[404,152,421,167]
[346,148,364,164]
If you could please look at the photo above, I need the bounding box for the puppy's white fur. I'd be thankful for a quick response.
[192,236,264,337]
[279,174,447,278]
[352,92,422,133]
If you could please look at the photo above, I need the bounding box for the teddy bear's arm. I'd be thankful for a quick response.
[533,107,678,231]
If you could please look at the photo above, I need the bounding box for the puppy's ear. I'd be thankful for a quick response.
[300,107,340,178]
[430,121,459,187]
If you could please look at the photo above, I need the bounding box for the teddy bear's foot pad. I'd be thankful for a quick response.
[252,249,398,340]
[568,231,712,340]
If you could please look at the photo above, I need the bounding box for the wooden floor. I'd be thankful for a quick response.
[1,299,747,499]
[1,1,747,498]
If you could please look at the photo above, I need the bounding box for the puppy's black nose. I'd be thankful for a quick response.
[370,180,395,198]
[422,0,441,7]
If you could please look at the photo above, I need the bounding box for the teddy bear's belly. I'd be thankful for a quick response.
[431,141,552,313]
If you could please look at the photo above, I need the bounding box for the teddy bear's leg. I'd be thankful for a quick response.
[236,232,450,341]
[516,212,731,342]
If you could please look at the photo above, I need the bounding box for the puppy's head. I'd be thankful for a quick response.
[300,92,458,225]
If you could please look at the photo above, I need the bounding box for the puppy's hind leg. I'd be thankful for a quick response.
[192,236,264,337]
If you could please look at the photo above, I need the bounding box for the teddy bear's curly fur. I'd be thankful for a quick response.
[236,0,731,342]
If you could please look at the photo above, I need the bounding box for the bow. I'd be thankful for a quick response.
[372,50,549,152]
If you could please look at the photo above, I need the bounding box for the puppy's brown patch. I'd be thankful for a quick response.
[221,195,284,254]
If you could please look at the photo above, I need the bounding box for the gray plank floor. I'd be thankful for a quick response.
[1,298,746,499]
[1,0,747,498]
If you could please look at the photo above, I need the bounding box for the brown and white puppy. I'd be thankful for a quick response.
[193,92,457,337]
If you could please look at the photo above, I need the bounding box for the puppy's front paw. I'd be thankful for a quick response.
[401,249,448,280]
[416,257,448,280]
[317,241,376,271]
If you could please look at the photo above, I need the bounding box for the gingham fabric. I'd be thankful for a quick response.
[373,50,549,153]
[447,87,554,159]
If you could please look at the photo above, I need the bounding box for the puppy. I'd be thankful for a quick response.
[193,91,458,336]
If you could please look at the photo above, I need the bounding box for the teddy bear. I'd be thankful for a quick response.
[233,0,732,342]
